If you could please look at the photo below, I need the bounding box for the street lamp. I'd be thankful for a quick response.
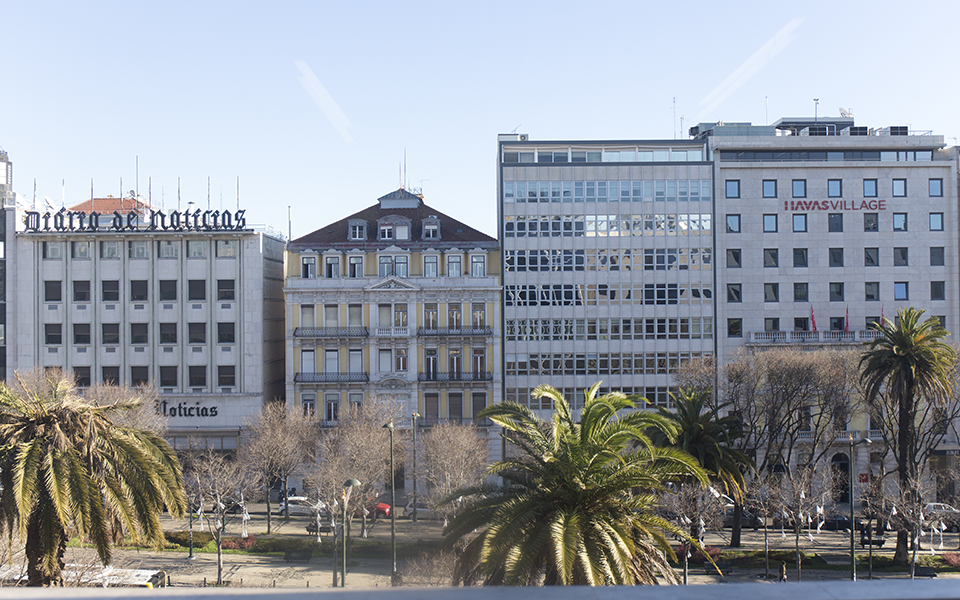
[849,435,872,581]
[341,478,361,587]
[383,420,398,584]
[187,492,196,560]
[412,412,420,523]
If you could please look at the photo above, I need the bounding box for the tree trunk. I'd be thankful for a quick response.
[217,538,224,585]
[764,521,769,579]
[895,389,915,565]
[283,477,290,519]
[730,503,743,547]
[265,481,272,534]
[795,524,801,582]
[25,504,66,586]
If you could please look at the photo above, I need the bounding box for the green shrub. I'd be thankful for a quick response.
[165,530,214,547]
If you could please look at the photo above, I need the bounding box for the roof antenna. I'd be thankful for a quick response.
[511,124,521,134]
[672,97,676,139]
[814,98,819,123]
[207,176,211,210]
[404,148,407,190]
[236,176,240,211]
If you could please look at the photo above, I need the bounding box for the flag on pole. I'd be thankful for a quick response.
[845,305,849,333]
[881,304,884,325]
[811,305,817,333]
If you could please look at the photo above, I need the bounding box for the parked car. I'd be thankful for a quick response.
[275,496,326,516]
[820,513,852,531]
[723,506,762,529]
[403,500,439,520]
[925,503,960,532]
[356,502,391,519]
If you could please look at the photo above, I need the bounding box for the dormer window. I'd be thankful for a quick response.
[423,223,439,239]
[395,224,409,240]
[301,255,316,278]
[380,225,393,240]
[349,223,366,240]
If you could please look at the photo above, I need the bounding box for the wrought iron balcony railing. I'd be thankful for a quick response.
[294,372,369,383]
[417,372,493,382]
[293,327,368,338]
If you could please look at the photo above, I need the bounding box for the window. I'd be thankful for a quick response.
[160,366,178,388]
[864,213,878,232]
[218,366,236,387]
[44,324,61,345]
[929,178,944,197]
[930,213,944,231]
[379,225,393,240]
[446,255,462,277]
[73,367,90,388]
[794,282,808,302]
[217,279,235,300]
[159,280,177,301]
[727,318,742,337]
[795,317,809,331]
[447,303,462,328]
[215,240,237,257]
[102,323,120,345]
[188,322,205,344]
[892,179,907,197]
[100,280,120,302]
[792,179,807,198]
[157,240,178,258]
[395,224,409,240]
[931,281,946,301]
[302,395,316,417]
[424,303,438,328]
[218,322,235,344]
[830,282,844,301]
[726,248,741,268]
[395,348,407,372]
[348,256,363,277]
[829,248,844,267]
[187,240,206,258]
[863,179,878,197]
[931,247,945,266]
[188,280,205,301]
[726,283,742,303]
[100,241,120,259]
[764,318,780,332]
[830,317,845,332]
[827,179,842,198]
[378,349,392,373]
[864,247,879,267]
[73,281,90,302]
[301,256,316,278]
[894,282,909,301]
[764,283,779,302]
[472,302,486,327]
[42,242,62,259]
[725,214,741,233]
[423,255,438,277]
[159,323,177,344]
[349,223,366,240]
[378,256,393,277]
[423,223,439,239]
[189,366,206,388]
[130,323,147,344]
[470,255,486,277]
[44,281,61,302]
[762,214,777,232]
[893,213,907,231]
[394,256,408,277]
[325,395,340,421]
[865,282,880,301]
[725,180,740,198]
[325,256,340,278]
[762,180,777,198]
[128,241,148,259]
[102,367,119,385]
[73,323,90,345]
[793,214,807,232]
[763,248,779,267]
[71,241,91,259]
[828,213,843,232]
[894,247,909,266]
[131,367,149,387]
[793,248,808,267]
[130,280,148,301]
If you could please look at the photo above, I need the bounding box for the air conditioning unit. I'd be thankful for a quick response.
[519,134,528,141]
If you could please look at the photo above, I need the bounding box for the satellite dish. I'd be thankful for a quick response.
[839,107,854,118]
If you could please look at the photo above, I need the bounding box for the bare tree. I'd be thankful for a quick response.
[660,483,723,584]
[673,355,717,404]
[183,449,254,586]
[83,382,168,435]
[770,460,835,582]
[420,421,488,521]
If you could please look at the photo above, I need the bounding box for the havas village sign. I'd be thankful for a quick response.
[783,199,886,211]
[23,207,249,233]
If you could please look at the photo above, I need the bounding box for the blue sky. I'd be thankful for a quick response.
[2,0,959,239]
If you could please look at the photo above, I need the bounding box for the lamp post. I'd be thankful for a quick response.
[341,478,360,587]
[187,492,196,560]
[849,435,872,581]
[384,421,398,584]
[412,412,420,523]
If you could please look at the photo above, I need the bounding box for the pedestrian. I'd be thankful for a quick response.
[779,562,787,582]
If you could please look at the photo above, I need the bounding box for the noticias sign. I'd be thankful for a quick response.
[23,208,249,233]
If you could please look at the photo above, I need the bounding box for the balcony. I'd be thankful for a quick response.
[418,326,493,337]
[797,429,861,443]
[418,372,493,382]
[747,330,880,345]
[293,327,368,338]
[294,372,369,383]
[375,326,414,337]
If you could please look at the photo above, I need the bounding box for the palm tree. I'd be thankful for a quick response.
[860,307,956,563]
[0,372,186,586]
[442,383,708,586]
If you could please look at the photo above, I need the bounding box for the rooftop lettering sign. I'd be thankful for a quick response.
[23,208,248,233]
[783,200,886,211]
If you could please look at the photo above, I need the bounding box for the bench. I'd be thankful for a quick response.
[913,565,937,578]
[283,549,313,563]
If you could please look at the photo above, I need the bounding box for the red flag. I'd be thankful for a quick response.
[845,305,849,333]
[811,305,817,333]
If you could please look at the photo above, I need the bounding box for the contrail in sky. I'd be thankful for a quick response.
[696,18,803,120]
[295,60,353,143]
